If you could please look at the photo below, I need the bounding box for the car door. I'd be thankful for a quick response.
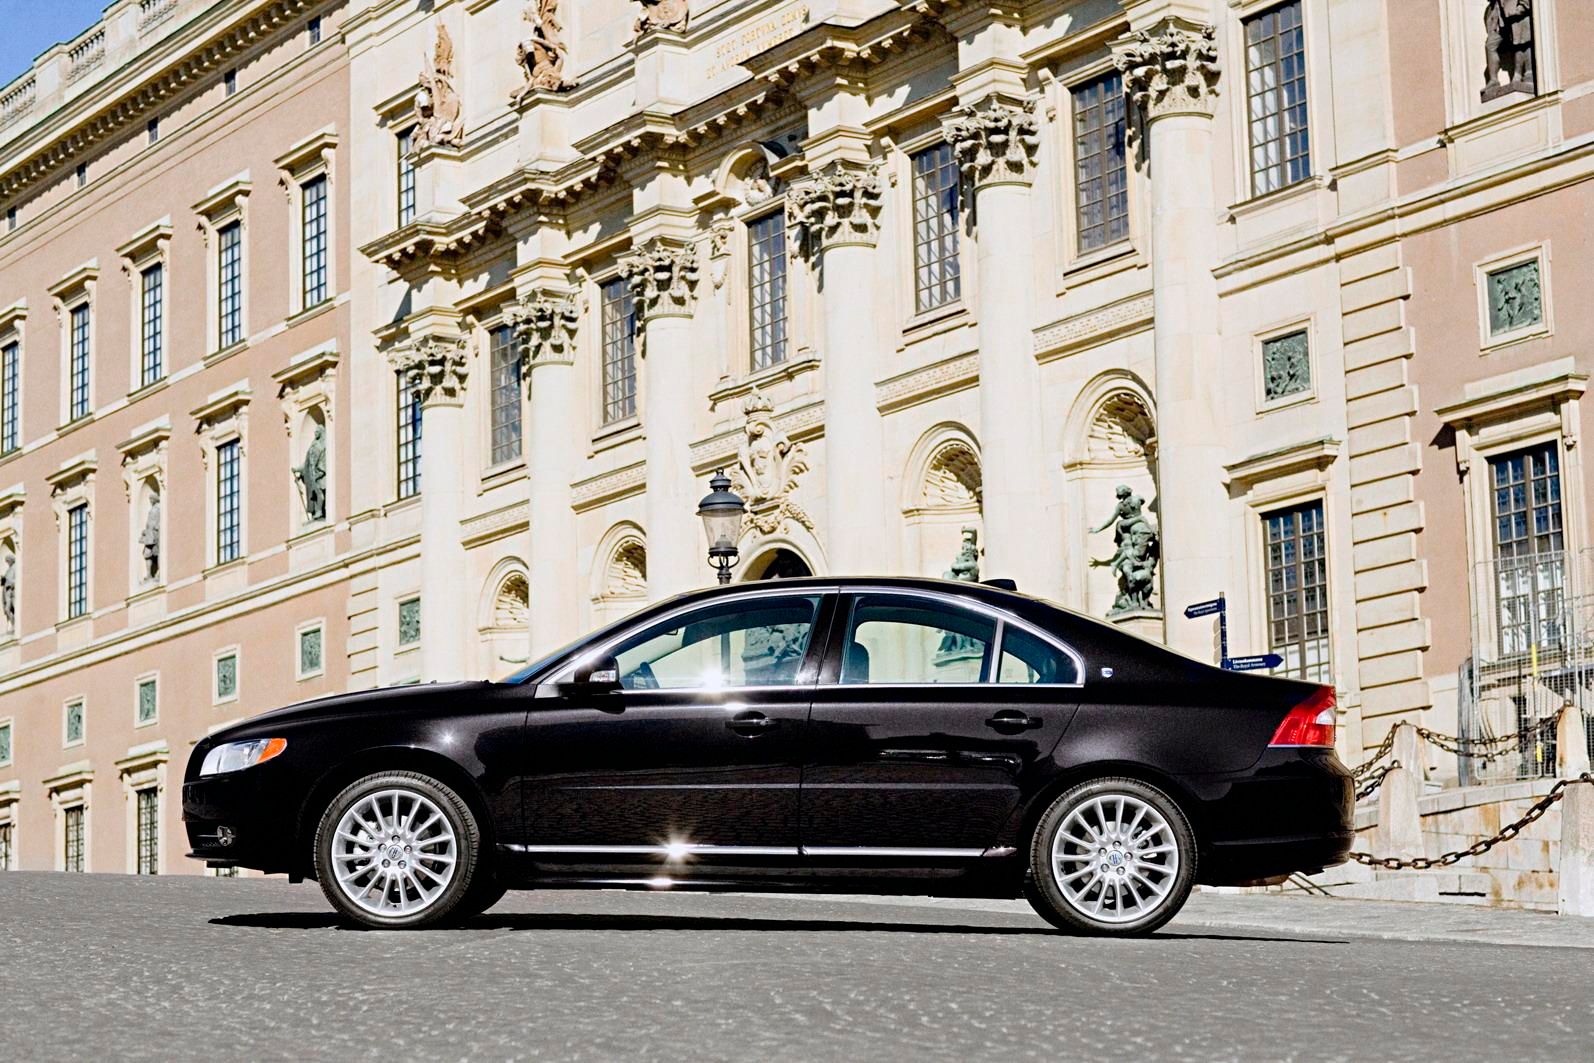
[520,590,834,862]
[800,590,1083,854]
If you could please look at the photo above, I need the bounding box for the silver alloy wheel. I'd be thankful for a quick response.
[330,788,459,918]
[1050,793,1180,925]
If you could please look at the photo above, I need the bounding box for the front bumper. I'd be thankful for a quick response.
[183,767,295,874]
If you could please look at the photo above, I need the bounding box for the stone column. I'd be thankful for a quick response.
[787,163,887,575]
[619,239,702,600]
[389,335,470,682]
[1116,22,1226,655]
[942,96,1057,593]
[507,291,581,656]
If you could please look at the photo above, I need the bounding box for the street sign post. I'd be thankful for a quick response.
[1227,654,1284,672]
[1184,593,1229,667]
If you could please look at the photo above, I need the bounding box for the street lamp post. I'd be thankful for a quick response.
[696,470,746,585]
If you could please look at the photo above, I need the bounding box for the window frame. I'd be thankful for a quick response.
[67,301,92,422]
[66,501,89,619]
[395,369,422,499]
[1474,242,1552,352]
[598,274,638,426]
[1241,0,1313,198]
[746,207,791,372]
[139,262,165,388]
[214,436,243,566]
[396,126,418,227]
[0,336,20,454]
[1254,316,1317,413]
[300,173,330,309]
[1260,498,1333,684]
[486,321,523,468]
[135,785,160,875]
[1069,72,1130,256]
[905,139,964,318]
[216,220,244,349]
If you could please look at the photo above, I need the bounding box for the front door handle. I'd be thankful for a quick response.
[726,711,776,736]
[985,710,1043,733]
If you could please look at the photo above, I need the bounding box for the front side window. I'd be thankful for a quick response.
[910,142,961,314]
[140,263,164,387]
[302,175,329,308]
[217,221,243,348]
[611,595,821,690]
[66,503,88,619]
[1072,73,1129,253]
[1264,500,1331,683]
[216,438,241,564]
[396,371,421,498]
[68,303,91,421]
[1,340,19,453]
[397,128,417,226]
[1490,442,1563,655]
[748,211,788,370]
[1245,0,1310,196]
[136,787,158,875]
[600,276,637,424]
[489,324,522,465]
[841,595,996,685]
[63,806,85,872]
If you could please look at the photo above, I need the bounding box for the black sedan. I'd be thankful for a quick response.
[184,576,1353,935]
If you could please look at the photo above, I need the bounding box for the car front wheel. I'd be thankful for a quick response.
[1025,777,1196,937]
[314,771,483,929]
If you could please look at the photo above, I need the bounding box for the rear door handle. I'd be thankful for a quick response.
[726,711,776,736]
[985,710,1042,733]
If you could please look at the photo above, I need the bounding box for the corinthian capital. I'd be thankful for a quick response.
[388,334,469,407]
[941,96,1042,188]
[1113,21,1221,122]
[505,291,580,370]
[785,163,885,252]
[617,239,700,320]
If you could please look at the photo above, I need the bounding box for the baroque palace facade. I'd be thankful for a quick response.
[0,0,1590,874]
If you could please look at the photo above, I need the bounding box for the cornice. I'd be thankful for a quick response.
[1223,437,1341,490]
[189,382,253,426]
[115,419,173,462]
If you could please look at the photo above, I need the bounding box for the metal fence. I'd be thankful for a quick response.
[1461,549,1594,785]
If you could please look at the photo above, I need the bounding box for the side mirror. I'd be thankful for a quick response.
[573,655,622,694]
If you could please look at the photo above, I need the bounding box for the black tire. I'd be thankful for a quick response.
[314,770,483,930]
[1024,776,1196,937]
[447,877,508,925]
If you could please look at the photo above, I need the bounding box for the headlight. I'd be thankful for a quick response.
[200,737,287,776]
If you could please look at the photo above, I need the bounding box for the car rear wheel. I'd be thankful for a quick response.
[1024,777,1196,937]
[314,771,482,929]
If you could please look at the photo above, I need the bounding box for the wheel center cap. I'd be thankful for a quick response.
[1108,852,1123,866]
[387,846,402,861]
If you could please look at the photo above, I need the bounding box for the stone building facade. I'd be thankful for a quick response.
[0,0,1590,875]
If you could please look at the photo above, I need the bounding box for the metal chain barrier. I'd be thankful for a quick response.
[1351,727,1399,780]
[1354,760,1400,802]
[1349,773,1594,871]
[1349,721,1520,780]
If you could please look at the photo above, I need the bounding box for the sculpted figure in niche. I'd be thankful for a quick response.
[634,0,689,37]
[139,496,162,581]
[294,422,328,524]
[415,24,464,148]
[1482,0,1535,101]
[1091,485,1160,616]
[514,0,574,102]
[1,554,14,629]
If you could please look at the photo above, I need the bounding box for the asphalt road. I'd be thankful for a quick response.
[3,873,1591,1062]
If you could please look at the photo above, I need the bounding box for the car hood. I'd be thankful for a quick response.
[227,681,492,732]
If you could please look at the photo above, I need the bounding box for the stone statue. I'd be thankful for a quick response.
[294,423,328,524]
[139,497,161,581]
[1482,0,1535,101]
[1091,485,1160,616]
[936,528,983,661]
[415,24,464,149]
[514,0,574,103]
[634,0,690,37]
[1,555,14,629]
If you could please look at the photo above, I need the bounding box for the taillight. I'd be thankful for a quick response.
[1269,686,1337,747]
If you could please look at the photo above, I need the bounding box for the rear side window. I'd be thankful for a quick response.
[841,596,996,684]
[611,595,820,689]
[997,625,1080,685]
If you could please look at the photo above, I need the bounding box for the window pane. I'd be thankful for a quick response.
[1,340,19,453]
[64,807,84,872]
[136,787,158,875]
[397,128,417,226]
[1489,442,1564,655]
[489,324,522,465]
[216,439,241,564]
[302,175,329,307]
[1072,73,1129,252]
[748,212,789,370]
[218,221,243,348]
[600,277,637,424]
[612,596,820,689]
[997,626,1079,685]
[910,142,962,313]
[140,264,163,386]
[1245,1,1310,195]
[842,595,995,684]
[69,304,91,420]
[1264,500,1330,682]
[396,371,422,498]
[67,504,88,618]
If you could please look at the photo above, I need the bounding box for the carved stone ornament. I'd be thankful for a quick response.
[514,0,576,104]
[388,334,470,406]
[730,388,814,537]
[505,291,580,369]
[1113,21,1221,122]
[415,23,465,149]
[634,0,690,38]
[941,96,1042,188]
[617,239,701,320]
[785,163,885,252]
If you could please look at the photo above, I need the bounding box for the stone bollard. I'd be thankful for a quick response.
[1375,724,1425,862]
[1557,703,1591,779]
[1559,781,1594,917]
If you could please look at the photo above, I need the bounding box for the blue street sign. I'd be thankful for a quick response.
[1184,598,1225,619]
[1227,654,1284,672]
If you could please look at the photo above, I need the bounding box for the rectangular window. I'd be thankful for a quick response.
[1,340,18,453]
[397,128,417,226]
[396,372,422,498]
[69,303,91,421]
[140,263,164,387]
[301,175,329,308]
[224,69,237,96]
[63,807,85,872]
[489,324,522,465]
[0,822,11,870]
[136,677,158,726]
[6,207,15,232]
[217,220,243,348]
[216,438,241,564]
[308,16,323,45]
[299,625,323,678]
[67,504,88,619]
[215,652,238,702]
[0,719,11,766]
[748,212,789,370]
[147,118,159,144]
[1490,443,1564,656]
[398,597,421,647]
[64,699,85,746]
[76,163,87,189]
[1072,73,1129,253]
[136,787,158,875]
[1264,500,1331,683]
[910,142,962,314]
[600,277,637,425]
[1245,1,1311,196]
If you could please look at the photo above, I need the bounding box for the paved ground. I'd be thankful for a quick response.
[4,874,1592,1062]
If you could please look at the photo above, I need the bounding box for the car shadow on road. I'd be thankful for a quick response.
[208,911,1347,944]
